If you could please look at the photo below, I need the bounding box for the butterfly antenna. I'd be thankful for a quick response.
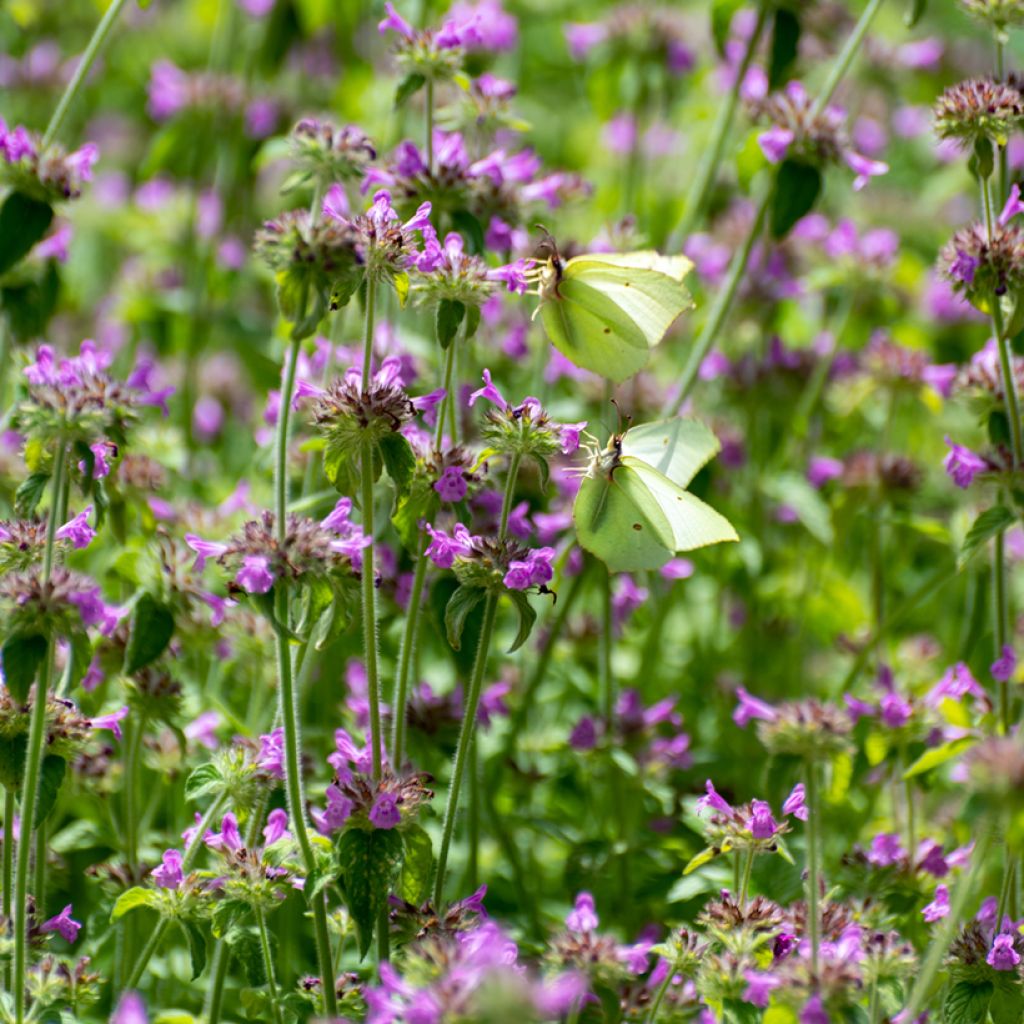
[608,398,633,436]
[533,223,560,261]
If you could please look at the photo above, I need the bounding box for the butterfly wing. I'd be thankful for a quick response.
[573,470,677,572]
[539,284,651,383]
[573,250,694,282]
[621,459,739,551]
[620,418,721,488]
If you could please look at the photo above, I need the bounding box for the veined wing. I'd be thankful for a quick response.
[569,250,694,282]
[621,418,721,488]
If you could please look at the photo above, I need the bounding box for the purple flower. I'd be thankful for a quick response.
[783,783,808,820]
[40,904,81,943]
[434,466,468,502]
[111,992,148,1024]
[1000,183,1024,227]
[807,456,843,488]
[185,534,229,572]
[369,792,401,829]
[988,933,1021,970]
[928,662,987,706]
[312,784,354,835]
[992,645,1016,682]
[56,506,95,549]
[867,832,905,867]
[696,779,732,815]
[90,706,128,740]
[922,884,949,922]
[378,2,414,39]
[206,813,243,852]
[943,436,987,488]
[321,497,354,533]
[558,421,587,455]
[257,727,285,778]
[879,691,913,729]
[263,808,290,845]
[845,151,888,191]
[566,891,599,932]
[800,995,829,1024]
[733,686,778,728]
[468,368,506,409]
[758,126,794,163]
[78,440,112,479]
[950,248,979,284]
[184,710,221,750]
[152,849,183,889]
[742,970,781,1008]
[748,799,778,839]
[235,555,274,594]
[569,716,598,750]
[425,523,475,569]
[564,22,607,60]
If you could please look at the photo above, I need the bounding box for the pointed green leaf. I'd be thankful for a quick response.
[770,160,822,239]
[505,590,537,653]
[943,980,993,1024]
[35,755,66,823]
[0,192,53,276]
[124,594,175,675]
[185,763,224,802]
[960,505,1015,568]
[903,738,976,778]
[181,921,208,980]
[225,926,267,987]
[111,886,159,921]
[379,433,417,495]
[444,585,487,651]
[394,72,426,107]
[1,633,48,704]
[337,827,404,959]
[0,735,27,792]
[436,299,466,350]
[399,824,433,906]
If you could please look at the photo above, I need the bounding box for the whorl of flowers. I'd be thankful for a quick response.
[0,118,98,202]
[411,231,525,306]
[378,1,479,83]
[750,82,888,190]
[0,566,120,637]
[186,505,368,596]
[426,523,554,594]
[933,77,1023,147]
[17,342,172,444]
[958,0,1024,31]
[734,688,855,758]
[0,519,52,573]
[147,60,249,122]
[564,5,695,74]
[0,689,91,758]
[312,359,418,441]
[695,780,803,851]
[940,221,1024,304]
[288,118,376,185]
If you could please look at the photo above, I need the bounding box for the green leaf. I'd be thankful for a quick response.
[185,763,224,802]
[762,472,832,545]
[379,433,417,495]
[683,845,730,875]
[711,0,746,54]
[324,432,357,494]
[444,585,487,651]
[393,485,439,552]
[943,980,993,1024]
[464,304,481,340]
[392,270,410,308]
[181,921,208,980]
[451,209,485,255]
[505,590,537,653]
[399,824,433,905]
[904,0,927,26]
[225,926,267,987]
[903,738,976,778]
[123,593,175,674]
[0,192,53,276]
[14,472,50,517]
[111,886,159,921]
[305,861,340,900]
[35,755,66,823]
[960,505,1015,568]
[2,259,60,341]
[394,72,426,107]
[436,299,466,350]
[989,983,1024,1024]
[1,633,47,703]
[767,9,800,89]
[336,827,404,959]
[770,160,822,240]
[0,735,27,792]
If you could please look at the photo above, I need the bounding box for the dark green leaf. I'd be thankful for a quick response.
[943,980,993,1024]
[305,861,340,900]
[0,192,54,277]
[123,593,175,674]
[768,9,800,89]
[185,763,224,802]
[960,505,1015,567]
[1,633,47,703]
[395,72,427,107]
[65,631,92,691]
[379,433,417,496]
[392,485,439,552]
[711,0,746,54]
[451,210,485,254]
[324,432,357,494]
[399,824,433,905]
[181,921,208,979]
[1,260,60,341]
[211,898,249,938]
[505,590,537,653]
[770,160,822,240]
[464,304,481,340]
[35,755,66,823]
[445,585,488,651]
[14,472,50,518]
[336,827,404,959]
[0,735,27,792]
[989,983,1024,1024]
[436,299,466,350]
[225,926,267,986]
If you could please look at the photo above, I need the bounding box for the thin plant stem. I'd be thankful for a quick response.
[33,828,46,921]
[467,737,480,890]
[123,790,230,989]
[3,789,13,989]
[425,80,435,173]
[360,443,383,782]
[391,535,429,766]
[671,2,769,243]
[362,277,377,390]
[644,967,675,1024]
[667,191,770,414]
[808,0,887,120]
[805,758,821,980]
[433,453,523,905]
[124,714,147,877]
[42,0,132,148]
[903,828,993,1019]
[995,530,1011,732]
[992,301,1023,467]
[997,40,1009,201]
[738,847,755,907]
[435,341,457,448]
[256,907,284,1024]
[13,440,67,1024]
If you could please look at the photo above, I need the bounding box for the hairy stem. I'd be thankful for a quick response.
[391,536,429,767]
[256,907,284,1024]
[808,0,886,119]
[805,758,821,980]
[42,0,132,147]
[992,301,1023,467]
[2,789,13,990]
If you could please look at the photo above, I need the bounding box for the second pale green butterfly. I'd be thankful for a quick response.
[533,250,695,383]
[574,417,738,573]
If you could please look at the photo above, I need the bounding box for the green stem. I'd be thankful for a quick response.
[808,0,886,120]
[992,301,1023,468]
[738,846,755,907]
[33,827,46,920]
[667,191,770,414]
[995,529,1011,733]
[805,759,821,980]
[124,714,147,876]
[432,592,499,907]
[983,176,996,243]
[362,276,377,390]
[391,536,429,767]
[644,966,675,1024]
[360,445,383,782]
[903,828,993,1020]
[425,80,435,174]
[600,567,615,723]
[13,441,67,1024]
[467,737,480,890]
[435,342,457,448]
[256,907,284,1024]
[671,2,769,243]
[41,0,132,147]
[3,789,13,990]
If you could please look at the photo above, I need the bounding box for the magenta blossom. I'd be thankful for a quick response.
[566,891,599,932]
[152,849,183,889]
[369,792,401,829]
[40,904,81,943]
[988,933,1021,970]
[943,436,986,488]
[56,506,95,549]
[922,884,949,922]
